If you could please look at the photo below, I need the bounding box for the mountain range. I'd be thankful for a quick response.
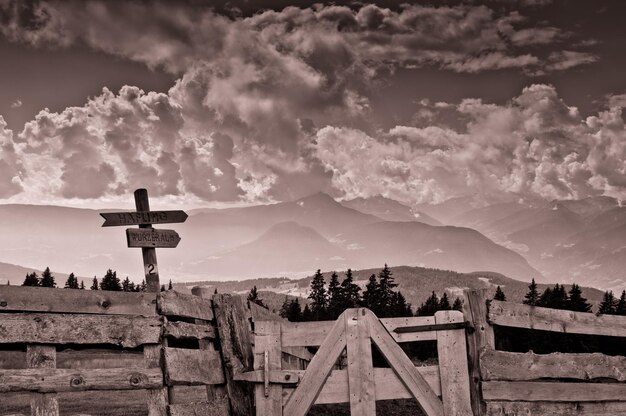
[0,193,622,292]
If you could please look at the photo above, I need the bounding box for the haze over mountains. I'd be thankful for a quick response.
[0,193,622,291]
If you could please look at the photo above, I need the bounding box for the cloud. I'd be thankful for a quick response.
[544,50,598,72]
[10,99,22,108]
[0,116,23,197]
[315,84,626,205]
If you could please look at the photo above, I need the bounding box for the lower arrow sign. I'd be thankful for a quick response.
[126,228,181,248]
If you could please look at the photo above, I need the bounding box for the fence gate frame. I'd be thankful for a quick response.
[249,307,473,416]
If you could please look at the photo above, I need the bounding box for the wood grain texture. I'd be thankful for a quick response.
[367,309,444,416]
[0,285,157,315]
[0,367,163,392]
[489,299,626,337]
[481,350,626,382]
[345,308,375,415]
[168,396,230,416]
[144,344,168,416]
[0,313,161,347]
[486,401,626,416]
[163,320,217,341]
[379,316,438,342]
[281,366,441,405]
[435,310,472,416]
[164,348,225,386]
[254,321,283,416]
[482,381,626,402]
[27,345,58,416]
[158,291,214,321]
[213,294,253,416]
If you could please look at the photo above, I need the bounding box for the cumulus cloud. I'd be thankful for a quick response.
[10,99,22,108]
[0,116,23,197]
[315,84,626,205]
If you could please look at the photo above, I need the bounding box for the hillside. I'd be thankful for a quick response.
[0,261,87,287]
[341,196,441,225]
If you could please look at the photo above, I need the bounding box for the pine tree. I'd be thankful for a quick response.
[362,274,379,314]
[391,291,412,317]
[160,285,166,292]
[494,286,506,301]
[168,279,173,290]
[452,297,463,311]
[416,291,440,316]
[247,286,267,308]
[327,272,343,319]
[616,291,626,316]
[301,304,313,321]
[341,269,361,308]
[79,281,85,290]
[566,284,592,312]
[90,276,99,290]
[139,280,147,292]
[308,270,328,320]
[100,269,122,291]
[598,291,617,315]
[40,267,56,288]
[377,264,397,317]
[439,292,451,310]
[279,296,291,319]
[538,286,553,307]
[523,278,540,306]
[122,277,135,292]
[64,273,79,289]
[22,272,40,287]
[287,299,303,322]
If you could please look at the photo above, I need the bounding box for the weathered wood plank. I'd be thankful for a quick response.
[158,291,214,321]
[367,309,444,416]
[0,368,163,392]
[481,350,626,382]
[254,321,283,416]
[28,345,58,416]
[0,313,161,347]
[345,308,375,415]
[144,344,168,416]
[463,288,494,416]
[280,315,437,347]
[213,294,253,416]
[482,381,626,402]
[163,320,217,340]
[168,396,230,416]
[164,348,225,386]
[485,401,626,415]
[282,366,441,405]
[489,299,626,337]
[167,385,212,404]
[0,285,157,315]
[435,310,472,416]
[57,348,146,369]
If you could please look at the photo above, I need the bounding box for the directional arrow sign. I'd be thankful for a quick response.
[101,210,188,227]
[126,228,181,248]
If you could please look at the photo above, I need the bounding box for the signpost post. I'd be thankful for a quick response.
[100,188,187,293]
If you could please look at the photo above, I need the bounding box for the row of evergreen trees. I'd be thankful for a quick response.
[22,267,84,289]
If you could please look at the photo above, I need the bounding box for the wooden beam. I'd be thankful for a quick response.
[158,290,214,321]
[435,310,472,416]
[367,309,444,416]
[0,367,163,392]
[212,294,254,416]
[164,348,225,386]
[486,401,626,416]
[281,366,441,405]
[0,313,161,347]
[28,345,59,416]
[163,320,217,341]
[144,344,168,416]
[481,350,626,382]
[168,397,230,416]
[489,299,626,337]
[283,314,348,416]
[483,381,626,402]
[134,188,160,293]
[254,321,283,416]
[345,308,375,415]
[0,285,157,315]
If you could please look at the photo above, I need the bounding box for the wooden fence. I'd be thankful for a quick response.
[464,288,626,416]
[0,285,257,416]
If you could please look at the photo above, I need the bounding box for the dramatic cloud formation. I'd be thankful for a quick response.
[0,0,621,207]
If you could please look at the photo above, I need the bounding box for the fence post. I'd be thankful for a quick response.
[463,289,494,416]
[213,293,255,416]
[144,344,168,416]
[435,310,473,416]
[27,345,59,416]
[254,320,283,416]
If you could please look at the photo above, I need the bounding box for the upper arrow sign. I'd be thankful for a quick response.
[100,210,188,227]
[126,228,181,248]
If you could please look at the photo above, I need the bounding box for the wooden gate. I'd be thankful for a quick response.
[250,308,473,416]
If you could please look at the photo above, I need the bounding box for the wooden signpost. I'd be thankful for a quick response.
[100,189,187,293]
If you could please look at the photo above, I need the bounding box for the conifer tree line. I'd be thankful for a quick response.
[22,267,147,292]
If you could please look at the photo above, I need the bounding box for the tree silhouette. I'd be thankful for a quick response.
[40,267,56,288]
[377,264,397,317]
[494,286,506,301]
[416,291,440,316]
[247,286,267,308]
[90,276,99,290]
[616,291,626,316]
[308,269,328,320]
[439,292,451,310]
[327,272,343,319]
[598,291,617,315]
[79,281,85,290]
[362,274,379,314]
[340,269,361,309]
[23,272,39,287]
[566,284,591,312]
[64,273,79,289]
[100,269,122,291]
[122,277,135,292]
[523,278,540,306]
[168,279,173,290]
[452,297,463,311]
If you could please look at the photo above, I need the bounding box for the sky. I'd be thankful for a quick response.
[0,0,624,209]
